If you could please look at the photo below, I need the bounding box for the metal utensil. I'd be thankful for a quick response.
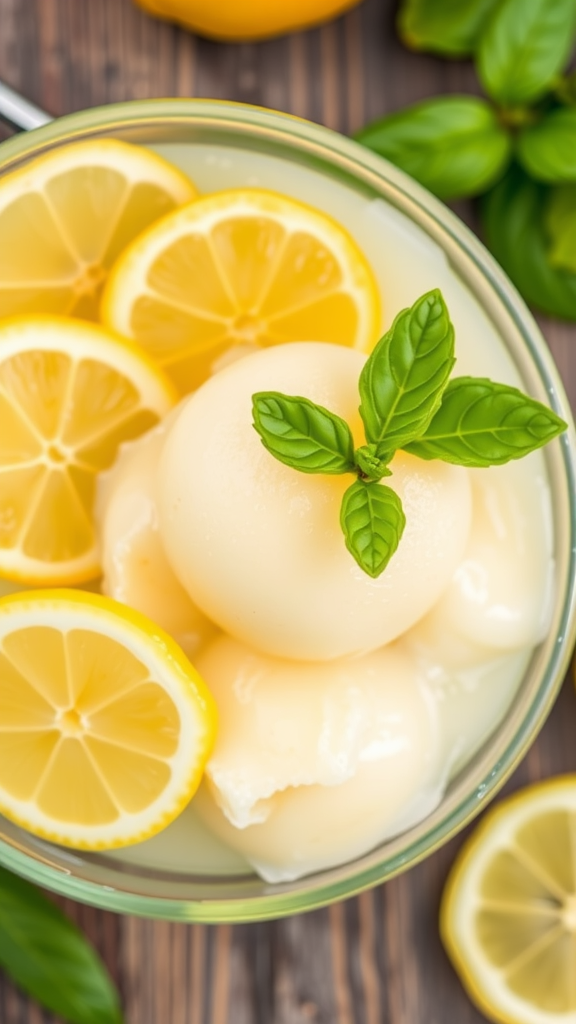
[0,79,52,131]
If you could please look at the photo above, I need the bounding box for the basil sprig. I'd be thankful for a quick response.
[356,0,576,321]
[252,289,567,579]
[0,866,122,1024]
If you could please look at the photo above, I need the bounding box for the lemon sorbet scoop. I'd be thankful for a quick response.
[193,633,442,883]
[157,342,472,661]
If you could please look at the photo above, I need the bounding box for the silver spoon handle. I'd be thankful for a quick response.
[0,80,52,131]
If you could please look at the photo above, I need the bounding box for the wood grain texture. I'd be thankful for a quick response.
[0,1,575,1021]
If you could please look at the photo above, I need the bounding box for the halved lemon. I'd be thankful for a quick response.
[0,316,177,584]
[0,589,216,849]
[441,776,576,1024]
[0,138,197,321]
[102,188,381,393]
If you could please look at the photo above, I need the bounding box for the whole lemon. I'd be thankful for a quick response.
[134,0,364,40]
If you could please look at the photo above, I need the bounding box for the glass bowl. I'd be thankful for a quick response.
[0,99,574,923]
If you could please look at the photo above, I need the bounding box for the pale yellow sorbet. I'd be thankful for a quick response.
[97,417,217,658]
[194,634,442,882]
[157,343,473,661]
[406,461,553,656]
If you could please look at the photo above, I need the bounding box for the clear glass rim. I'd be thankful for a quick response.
[0,98,575,923]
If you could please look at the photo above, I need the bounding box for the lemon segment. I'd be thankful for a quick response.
[441,777,576,1024]
[0,590,217,849]
[102,188,381,393]
[0,139,197,321]
[0,316,177,584]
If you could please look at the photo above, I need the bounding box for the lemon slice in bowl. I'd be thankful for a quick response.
[0,316,176,585]
[102,188,381,393]
[0,138,197,321]
[0,589,216,849]
[441,776,576,1024]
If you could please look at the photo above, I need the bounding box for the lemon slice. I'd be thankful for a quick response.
[441,777,576,1024]
[0,316,176,585]
[0,589,216,849]
[0,138,197,321]
[102,188,381,393]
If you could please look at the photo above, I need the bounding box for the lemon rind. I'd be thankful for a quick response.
[0,314,179,407]
[441,776,576,1024]
[0,137,197,217]
[0,316,178,585]
[102,186,382,354]
[0,589,217,850]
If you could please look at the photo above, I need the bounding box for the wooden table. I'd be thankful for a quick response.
[0,1,575,1021]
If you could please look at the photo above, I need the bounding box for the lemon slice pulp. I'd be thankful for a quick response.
[0,590,216,849]
[0,316,176,584]
[102,188,381,393]
[441,776,576,1024]
[0,138,197,321]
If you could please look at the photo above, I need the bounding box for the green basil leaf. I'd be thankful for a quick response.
[355,97,511,200]
[404,376,567,466]
[252,392,355,474]
[0,866,122,1024]
[340,480,406,578]
[517,108,576,183]
[483,164,576,319]
[477,0,576,106]
[545,184,576,273]
[358,288,455,456]
[397,0,501,57]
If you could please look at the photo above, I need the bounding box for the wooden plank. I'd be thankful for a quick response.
[0,1,575,1022]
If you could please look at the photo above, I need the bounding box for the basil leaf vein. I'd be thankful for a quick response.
[359,288,455,456]
[340,480,406,578]
[252,392,355,474]
[0,866,122,1024]
[403,376,567,466]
